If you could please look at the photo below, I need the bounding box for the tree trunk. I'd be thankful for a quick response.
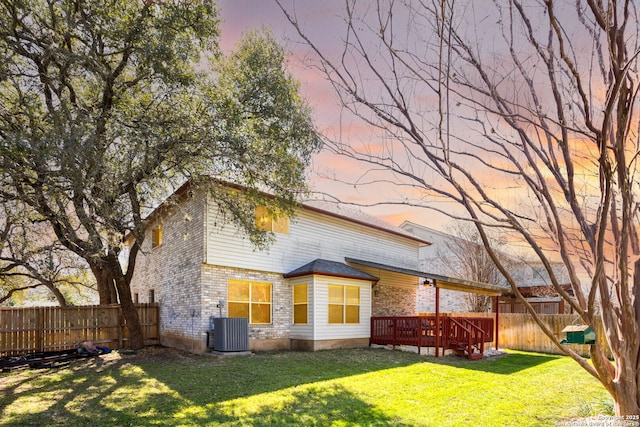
[114,274,144,350]
[91,258,145,350]
[91,263,118,305]
[611,383,640,417]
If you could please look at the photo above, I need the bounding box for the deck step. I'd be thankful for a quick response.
[448,343,484,360]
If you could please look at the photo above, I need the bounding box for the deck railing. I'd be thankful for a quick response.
[370,315,495,358]
[446,317,485,359]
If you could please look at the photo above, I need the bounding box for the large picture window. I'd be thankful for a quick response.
[228,280,272,324]
[293,284,308,324]
[328,285,360,324]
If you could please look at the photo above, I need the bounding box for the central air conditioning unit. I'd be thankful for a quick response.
[208,317,249,352]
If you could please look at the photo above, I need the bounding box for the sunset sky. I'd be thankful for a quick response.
[215,0,449,230]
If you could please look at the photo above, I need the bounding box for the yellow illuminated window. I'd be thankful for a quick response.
[152,226,163,248]
[228,280,272,324]
[328,285,360,324]
[293,284,308,324]
[255,206,290,234]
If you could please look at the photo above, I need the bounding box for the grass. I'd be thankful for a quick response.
[0,347,611,426]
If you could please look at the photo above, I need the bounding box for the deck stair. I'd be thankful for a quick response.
[370,315,494,360]
[445,317,486,360]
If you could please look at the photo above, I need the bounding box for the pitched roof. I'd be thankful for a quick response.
[345,257,508,296]
[302,200,431,245]
[140,179,431,246]
[284,259,379,282]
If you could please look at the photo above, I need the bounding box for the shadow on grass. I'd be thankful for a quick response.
[0,348,419,427]
[427,350,561,375]
[196,384,410,426]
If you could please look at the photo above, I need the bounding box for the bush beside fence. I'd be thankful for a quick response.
[0,304,159,356]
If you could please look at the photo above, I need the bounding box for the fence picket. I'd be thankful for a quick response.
[0,304,159,356]
[419,312,610,358]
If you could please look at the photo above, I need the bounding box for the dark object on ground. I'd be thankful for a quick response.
[1,343,111,372]
[1,349,84,371]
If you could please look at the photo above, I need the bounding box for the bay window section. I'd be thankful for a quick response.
[293,284,308,324]
[328,284,360,324]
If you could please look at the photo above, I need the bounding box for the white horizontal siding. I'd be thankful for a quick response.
[206,201,421,274]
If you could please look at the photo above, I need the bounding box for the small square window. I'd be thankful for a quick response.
[328,284,360,324]
[255,206,289,234]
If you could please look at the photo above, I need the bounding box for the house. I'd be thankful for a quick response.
[128,181,434,353]
[399,221,572,314]
[499,262,573,314]
[399,222,472,313]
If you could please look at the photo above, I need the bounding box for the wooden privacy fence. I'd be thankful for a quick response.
[498,313,610,358]
[420,313,611,358]
[0,304,159,356]
[424,312,610,358]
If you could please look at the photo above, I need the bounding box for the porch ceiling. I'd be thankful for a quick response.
[345,257,507,296]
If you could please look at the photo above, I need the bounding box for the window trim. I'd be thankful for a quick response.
[292,283,309,325]
[152,225,163,248]
[255,206,290,234]
[228,280,273,325]
[328,284,360,325]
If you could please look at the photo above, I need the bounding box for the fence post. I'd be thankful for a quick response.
[36,307,44,353]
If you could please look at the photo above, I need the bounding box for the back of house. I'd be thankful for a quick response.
[129,183,430,353]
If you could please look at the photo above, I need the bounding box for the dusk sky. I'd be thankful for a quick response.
[215,0,449,230]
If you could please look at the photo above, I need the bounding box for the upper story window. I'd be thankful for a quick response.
[255,206,289,234]
[152,225,163,248]
[293,284,308,324]
[228,280,272,324]
[328,284,360,324]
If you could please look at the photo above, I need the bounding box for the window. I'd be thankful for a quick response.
[328,285,360,324]
[255,206,289,234]
[152,226,163,248]
[228,280,272,324]
[134,293,139,304]
[148,289,155,303]
[293,284,308,324]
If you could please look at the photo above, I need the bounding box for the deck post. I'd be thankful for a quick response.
[435,283,440,357]
[494,295,500,351]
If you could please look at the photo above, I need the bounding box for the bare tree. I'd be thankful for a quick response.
[279,0,640,415]
[434,222,505,312]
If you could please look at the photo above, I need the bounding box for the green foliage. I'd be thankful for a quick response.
[0,0,320,301]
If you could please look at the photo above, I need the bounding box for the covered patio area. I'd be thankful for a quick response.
[345,258,506,360]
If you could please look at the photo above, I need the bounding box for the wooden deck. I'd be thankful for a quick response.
[370,315,495,359]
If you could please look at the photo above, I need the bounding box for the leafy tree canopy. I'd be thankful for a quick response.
[0,0,320,347]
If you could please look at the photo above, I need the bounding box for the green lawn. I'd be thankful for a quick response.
[0,347,610,426]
